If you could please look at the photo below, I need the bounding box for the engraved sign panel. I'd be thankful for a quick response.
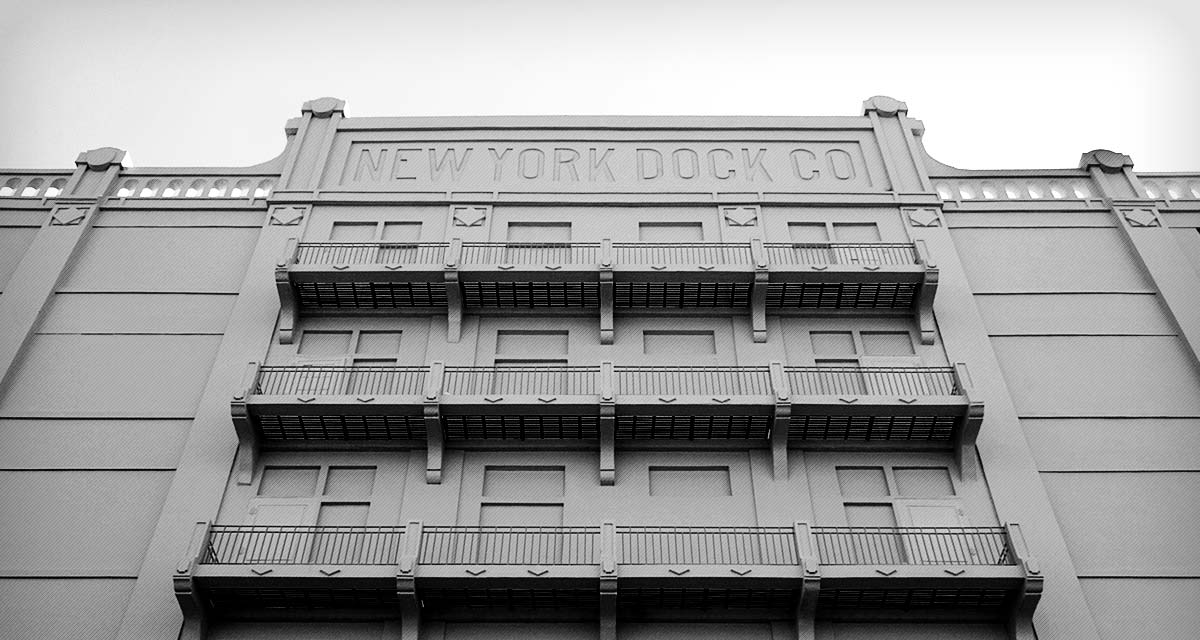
[338,141,878,192]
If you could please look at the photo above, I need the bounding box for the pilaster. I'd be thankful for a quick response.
[1081,149,1200,370]
[0,147,123,397]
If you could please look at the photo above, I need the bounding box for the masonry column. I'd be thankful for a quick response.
[114,100,344,639]
[0,147,123,396]
[1081,149,1200,369]
[867,97,1102,640]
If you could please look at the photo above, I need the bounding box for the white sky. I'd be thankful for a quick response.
[1,0,1197,172]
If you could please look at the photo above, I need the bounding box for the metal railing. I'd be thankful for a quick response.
[249,365,960,399]
[461,242,600,265]
[813,527,1013,566]
[201,525,405,565]
[763,243,918,266]
[618,526,799,565]
[785,366,960,396]
[615,366,773,396]
[254,366,429,396]
[286,241,922,268]
[295,242,448,265]
[420,526,599,565]
[443,366,600,396]
[613,243,754,265]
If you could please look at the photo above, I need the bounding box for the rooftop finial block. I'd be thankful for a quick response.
[1079,149,1133,173]
[862,96,908,117]
[302,97,346,119]
[75,147,126,170]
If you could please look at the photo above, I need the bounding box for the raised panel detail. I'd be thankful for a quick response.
[649,466,732,497]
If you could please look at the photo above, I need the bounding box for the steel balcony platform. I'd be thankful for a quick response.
[231,362,984,485]
[275,238,939,344]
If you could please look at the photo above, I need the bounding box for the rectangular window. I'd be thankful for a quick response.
[836,467,889,497]
[861,331,915,356]
[788,222,829,243]
[648,466,732,497]
[638,222,704,242]
[323,467,377,498]
[297,331,352,357]
[894,467,955,497]
[506,222,571,243]
[810,331,856,356]
[832,222,881,243]
[642,330,716,356]
[329,222,377,242]
[381,222,421,242]
[496,330,569,356]
[258,467,319,497]
[356,331,402,355]
[483,466,566,499]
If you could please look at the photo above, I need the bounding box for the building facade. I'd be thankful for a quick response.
[0,96,1197,640]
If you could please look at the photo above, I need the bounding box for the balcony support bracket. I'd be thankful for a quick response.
[425,363,445,484]
[173,522,211,640]
[275,237,300,344]
[599,361,616,485]
[600,239,614,345]
[1005,523,1044,640]
[444,238,464,343]
[793,521,820,640]
[751,238,769,342]
[954,362,983,480]
[599,521,618,640]
[397,521,423,640]
[230,363,261,486]
[769,361,791,480]
[914,239,939,345]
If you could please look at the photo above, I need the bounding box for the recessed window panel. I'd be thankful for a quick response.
[638,222,703,242]
[788,223,829,243]
[329,222,376,242]
[836,467,888,497]
[496,330,568,356]
[810,331,855,356]
[649,467,732,497]
[298,331,351,356]
[862,331,915,356]
[356,331,402,354]
[324,467,376,498]
[483,466,566,499]
[382,222,421,242]
[832,222,881,243]
[258,467,319,497]
[894,467,955,497]
[642,330,716,355]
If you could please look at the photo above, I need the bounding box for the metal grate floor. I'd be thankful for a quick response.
[257,414,427,441]
[616,415,771,440]
[296,281,448,309]
[766,282,917,309]
[789,414,957,441]
[443,414,600,440]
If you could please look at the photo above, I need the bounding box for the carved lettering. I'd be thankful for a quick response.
[554,148,580,181]
[489,147,512,180]
[394,148,420,180]
[790,149,819,180]
[709,149,735,180]
[673,149,699,180]
[589,148,615,182]
[827,149,854,180]
[355,147,387,182]
[519,148,544,179]
[429,147,472,181]
[637,149,663,180]
[742,148,772,182]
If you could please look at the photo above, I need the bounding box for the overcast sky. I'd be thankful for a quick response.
[1,0,1197,172]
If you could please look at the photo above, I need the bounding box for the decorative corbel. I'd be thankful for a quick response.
[444,239,463,343]
[424,362,445,483]
[599,239,614,345]
[768,361,791,480]
[953,362,983,480]
[914,239,939,345]
[599,361,616,485]
[599,522,618,640]
[750,238,769,343]
[230,362,261,485]
[1005,523,1043,640]
[173,521,211,640]
[397,521,423,640]
[276,238,300,344]
[793,521,821,640]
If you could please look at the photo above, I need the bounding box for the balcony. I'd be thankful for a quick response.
[275,239,939,344]
[813,525,1042,622]
[174,522,1039,625]
[230,362,982,485]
